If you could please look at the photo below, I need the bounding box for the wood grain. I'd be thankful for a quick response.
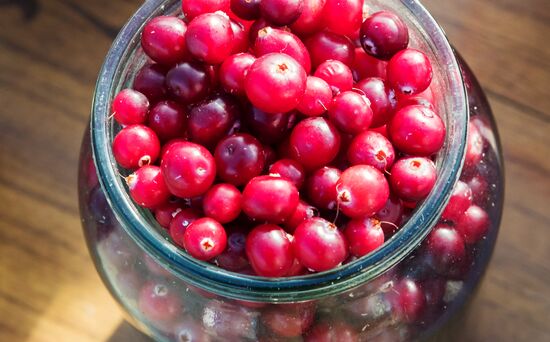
[0,0,548,341]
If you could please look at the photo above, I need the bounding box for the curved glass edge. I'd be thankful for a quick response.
[91,0,468,301]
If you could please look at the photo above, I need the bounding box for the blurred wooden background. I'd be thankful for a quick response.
[0,0,549,341]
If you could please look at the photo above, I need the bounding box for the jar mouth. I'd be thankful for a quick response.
[91,0,468,301]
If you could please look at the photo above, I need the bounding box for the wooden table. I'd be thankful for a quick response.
[0,0,548,341]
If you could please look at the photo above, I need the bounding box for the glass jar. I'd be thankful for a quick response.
[78,0,504,340]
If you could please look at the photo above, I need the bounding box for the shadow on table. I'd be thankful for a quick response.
[107,321,152,342]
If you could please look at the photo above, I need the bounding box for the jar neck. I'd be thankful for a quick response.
[91,0,468,302]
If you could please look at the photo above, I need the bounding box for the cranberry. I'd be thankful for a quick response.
[230,0,261,20]
[188,94,239,147]
[203,183,242,223]
[352,48,387,80]
[321,0,363,36]
[260,0,303,26]
[344,217,385,257]
[375,195,404,237]
[328,90,373,134]
[465,122,484,169]
[422,277,447,308]
[294,217,348,272]
[245,224,294,277]
[262,303,316,337]
[284,200,317,233]
[138,281,182,324]
[388,278,426,322]
[389,105,445,156]
[248,18,278,44]
[297,76,332,117]
[305,321,359,342]
[161,141,216,198]
[456,205,490,244]
[183,218,227,260]
[166,62,211,104]
[269,159,305,188]
[214,133,265,185]
[305,31,355,69]
[112,89,149,126]
[230,19,250,54]
[348,131,395,172]
[426,225,466,274]
[245,53,307,114]
[360,11,409,60]
[133,64,168,103]
[242,175,299,223]
[141,16,188,65]
[286,257,307,276]
[289,117,341,171]
[306,167,341,210]
[395,92,435,113]
[185,12,234,64]
[262,145,278,167]
[147,100,187,142]
[441,180,473,222]
[254,27,311,73]
[220,53,255,95]
[126,165,170,209]
[289,0,327,36]
[173,316,211,342]
[336,165,390,218]
[155,200,184,228]
[356,77,395,127]
[314,60,354,94]
[465,174,489,206]
[112,125,160,169]
[182,0,229,20]
[389,157,436,202]
[169,209,201,248]
[215,225,249,271]
[387,48,433,95]
[244,106,295,144]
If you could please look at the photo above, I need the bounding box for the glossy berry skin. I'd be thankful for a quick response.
[344,218,385,257]
[203,183,242,224]
[262,303,316,337]
[161,141,216,198]
[219,53,255,95]
[186,13,234,64]
[352,48,388,81]
[230,0,261,21]
[254,27,311,73]
[389,105,446,156]
[387,49,433,95]
[269,159,306,188]
[188,94,239,148]
[242,175,299,223]
[169,209,201,248]
[284,200,317,233]
[465,122,484,169]
[245,224,294,277]
[183,218,227,261]
[214,133,265,186]
[112,125,160,169]
[230,19,250,54]
[245,53,307,114]
[390,157,436,202]
[215,225,249,271]
[112,89,149,126]
[147,101,187,142]
[289,117,341,171]
[133,64,168,103]
[456,205,490,244]
[305,321,359,342]
[306,31,355,69]
[388,278,426,322]
[154,200,184,228]
[348,131,395,172]
[166,62,211,104]
[321,0,363,36]
[426,225,466,274]
[337,165,390,218]
[138,281,182,324]
[314,60,354,94]
[356,77,395,127]
[375,195,404,237]
[244,106,295,144]
[293,217,348,272]
[306,167,342,210]
[182,0,229,20]
[289,0,327,36]
[126,165,170,209]
[260,0,303,26]
[441,180,473,222]
[360,11,409,60]
[328,91,373,134]
[297,76,333,117]
[141,16,188,65]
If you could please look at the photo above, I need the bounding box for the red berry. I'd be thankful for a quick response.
[328,90,373,134]
[229,19,250,54]
[360,11,409,60]
[254,27,311,73]
[186,13,234,64]
[389,157,437,202]
[219,53,256,95]
[215,225,249,271]
[284,200,317,233]
[262,303,316,338]
[375,195,404,238]
[269,158,306,188]
[138,281,182,324]
[388,278,426,322]
[147,100,187,142]
[133,63,168,103]
[183,218,227,261]
[314,59,353,94]
[352,48,387,80]
[465,121,484,169]
[344,217,385,257]
[126,165,170,209]
[230,0,261,21]
[242,175,299,223]
[203,183,242,224]
[387,48,433,95]
[306,167,341,210]
[166,62,212,104]
[305,31,355,69]
[441,180,473,222]
[456,205,490,244]
[260,0,303,26]
[356,77,395,127]
[321,0,363,36]
[141,16,188,65]
[289,0,327,36]
[296,76,333,117]
[426,225,466,274]
[154,200,184,228]
[182,0,230,20]
[112,89,149,126]
[245,224,294,277]
[244,106,296,144]
[305,321,359,342]
[348,130,395,172]
[214,133,265,186]
[169,209,201,248]
[112,125,160,169]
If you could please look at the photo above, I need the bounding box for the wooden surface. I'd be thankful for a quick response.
[0,0,549,341]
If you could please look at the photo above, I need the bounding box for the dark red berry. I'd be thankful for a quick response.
[360,11,409,60]
[321,0,363,36]
[456,205,489,244]
[133,64,168,103]
[387,49,433,95]
[352,48,387,80]
[306,31,355,69]
[260,0,304,26]
[169,209,201,248]
[214,133,265,186]
[426,225,466,274]
[183,218,227,260]
[289,0,327,36]
[112,89,149,126]
[166,62,211,104]
[269,158,305,188]
[215,225,249,271]
[441,180,473,222]
[305,321,359,342]
[230,0,261,21]
[388,278,426,322]
[297,76,333,117]
[314,60,354,94]
[126,165,170,209]
[262,303,316,338]
[245,224,294,277]
[348,130,395,172]
[182,0,230,20]
[230,19,250,54]
[242,175,299,223]
[344,218,385,257]
[356,77,395,127]
[147,100,187,142]
[244,106,296,144]
[155,200,184,228]
[254,27,311,73]
[203,183,242,224]
[186,13,234,64]
[375,195,404,237]
[328,90,373,134]
[112,125,160,169]
[141,16,188,65]
[465,122,484,169]
[220,53,256,95]
[389,157,437,202]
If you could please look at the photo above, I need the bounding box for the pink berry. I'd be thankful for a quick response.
[219,53,256,95]
[269,158,306,188]
[169,209,201,247]
[344,218,385,257]
[347,131,395,172]
[166,62,211,104]
[336,165,390,218]
[360,11,409,60]
[262,303,316,338]
[112,125,160,169]
[141,16,188,65]
[242,175,299,223]
[183,218,227,261]
[254,27,311,73]
[441,180,473,222]
[245,224,294,277]
[352,48,387,80]
[138,281,182,324]
[112,89,149,126]
[188,94,239,148]
[229,19,250,54]
[230,0,261,20]
[314,60,353,94]
[305,321,359,342]
[297,76,333,117]
[387,48,433,95]
[456,205,490,244]
[245,53,307,114]
[294,217,348,272]
[389,105,446,156]
[306,167,341,210]
[147,100,187,142]
[289,117,341,171]
[426,225,466,274]
[289,0,327,36]
[186,13,234,64]
[284,200,317,233]
[161,141,216,198]
[321,0,363,36]
[214,133,265,186]
[260,0,303,26]
[388,278,425,322]
[126,165,170,209]
[356,77,395,127]
[133,64,168,103]
[465,122,484,169]
[203,183,242,224]
[182,0,230,20]
[328,90,373,134]
[389,157,437,202]
[306,31,355,69]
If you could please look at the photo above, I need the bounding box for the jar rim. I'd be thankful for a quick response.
[91,0,468,301]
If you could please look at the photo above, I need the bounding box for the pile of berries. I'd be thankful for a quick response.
[110,0,448,277]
